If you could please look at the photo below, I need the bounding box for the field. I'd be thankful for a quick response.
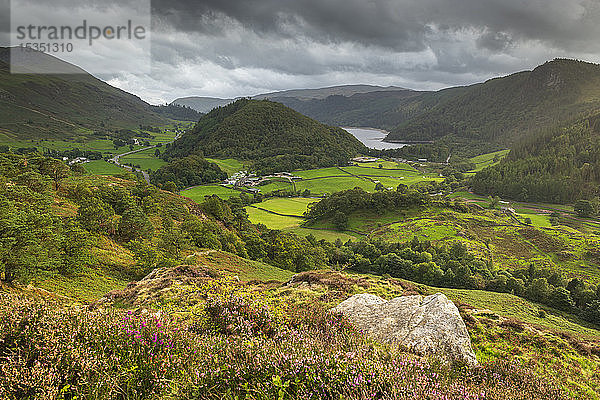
[120,147,167,172]
[205,158,245,176]
[181,184,241,201]
[245,198,360,241]
[466,149,510,173]
[249,197,318,216]
[83,160,127,175]
[246,207,304,229]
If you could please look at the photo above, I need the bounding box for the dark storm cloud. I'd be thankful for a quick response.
[152,0,600,54]
[2,0,600,102]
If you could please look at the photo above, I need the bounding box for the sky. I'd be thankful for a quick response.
[2,0,600,104]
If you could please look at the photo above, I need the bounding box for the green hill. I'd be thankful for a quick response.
[0,47,170,141]
[471,112,600,203]
[386,59,600,144]
[164,98,367,173]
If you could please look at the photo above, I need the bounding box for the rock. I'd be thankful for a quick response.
[332,293,477,365]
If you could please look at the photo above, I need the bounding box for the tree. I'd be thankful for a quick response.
[118,206,154,242]
[154,148,161,157]
[549,287,574,311]
[526,278,550,303]
[575,200,596,217]
[77,197,115,235]
[127,239,159,278]
[375,182,385,191]
[163,181,178,193]
[40,159,70,191]
[524,217,532,225]
[487,195,500,209]
[332,211,348,231]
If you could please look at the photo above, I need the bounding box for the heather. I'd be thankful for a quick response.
[0,291,564,400]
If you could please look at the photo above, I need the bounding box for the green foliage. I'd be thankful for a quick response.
[306,187,429,221]
[76,197,115,235]
[151,103,202,121]
[0,153,93,282]
[332,211,349,231]
[117,206,154,242]
[150,155,226,190]
[164,99,366,174]
[0,293,566,400]
[472,114,600,203]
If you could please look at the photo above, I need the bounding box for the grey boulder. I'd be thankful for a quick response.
[332,293,477,365]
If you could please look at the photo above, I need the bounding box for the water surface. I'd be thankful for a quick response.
[342,127,407,150]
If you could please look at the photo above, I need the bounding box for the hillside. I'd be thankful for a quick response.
[386,59,600,144]
[164,98,367,173]
[170,85,409,115]
[254,84,408,100]
[273,89,423,130]
[3,150,600,398]
[471,112,600,203]
[0,47,170,141]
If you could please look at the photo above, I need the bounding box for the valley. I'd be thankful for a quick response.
[3,50,600,399]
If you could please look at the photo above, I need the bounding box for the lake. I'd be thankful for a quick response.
[341,127,407,150]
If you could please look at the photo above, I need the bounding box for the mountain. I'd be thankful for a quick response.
[253,84,408,100]
[386,59,600,144]
[163,98,367,173]
[170,85,408,114]
[271,90,423,130]
[171,96,234,113]
[0,47,170,140]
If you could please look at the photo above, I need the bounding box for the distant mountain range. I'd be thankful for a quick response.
[4,47,600,159]
[172,59,600,151]
[170,85,409,114]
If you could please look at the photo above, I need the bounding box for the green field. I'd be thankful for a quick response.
[120,147,167,172]
[250,197,318,216]
[245,206,359,241]
[294,167,351,179]
[245,197,361,241]
[257,179,295,193]
[181,184,242,201]
[343,165,422,177]
[246,207,304,230]
[353,160,417,170]
[467,149,510,172]
[83,160,127,175]
[205,158,245,176]
[295,176,376,194]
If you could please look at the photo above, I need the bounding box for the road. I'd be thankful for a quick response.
[109,130,183,184]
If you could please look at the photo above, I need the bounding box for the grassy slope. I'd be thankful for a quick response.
[181,185,241,201]
[0,49,170,140]
[466,149,510,173]
[120,147,167,171]
[388,59,600,145]
[83,160,127,175]
[204,158,245,176]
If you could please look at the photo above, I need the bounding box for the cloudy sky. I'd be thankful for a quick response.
[2,0,600,104]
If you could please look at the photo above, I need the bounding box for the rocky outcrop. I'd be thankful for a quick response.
[332,293,477,365]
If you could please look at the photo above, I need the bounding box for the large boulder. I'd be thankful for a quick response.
[332,293,477,365]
